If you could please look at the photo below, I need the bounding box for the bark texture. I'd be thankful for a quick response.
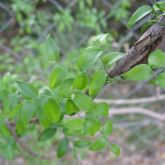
[109,16,165,78]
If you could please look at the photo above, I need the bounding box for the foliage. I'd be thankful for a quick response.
[0,0,165,162]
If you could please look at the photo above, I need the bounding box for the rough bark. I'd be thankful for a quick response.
[109,16,165,78]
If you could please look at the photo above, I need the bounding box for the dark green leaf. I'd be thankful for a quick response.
[57,139,69,158]
[38,128,56,141]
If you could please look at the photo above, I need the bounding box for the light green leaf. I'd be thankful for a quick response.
[123,64,153,81]
[44,34,59,61]
[155,72,165,89]
[72,73,88,90]
[43,97,61,123]
[38,128,56,141]
[63,118,85,134]
[57,139,69,158]
[17,81,38,99]
[148,49,165,68]
[128,5,152,28]
[74,140,90,148]
[89,137,107,151]
[77,46,102,71]
[66,99,79,115]
[49,65,67,89]
[111,143,121,156]
[86,119,101,136]
[154,1,165,11]
[89,70,107,96]
[102,121,113,136]
[58,78,74,97]
[92,103,109,117]
[89,33,112,47]
[73,92,93,111]
[102,52,124,67]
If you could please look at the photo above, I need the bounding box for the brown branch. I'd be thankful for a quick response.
[109,16,165,77]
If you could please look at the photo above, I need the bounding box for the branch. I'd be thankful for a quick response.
[109,16,165,77]
[5,121,54,160]
[95,94,165,105]
[110,107,165,121]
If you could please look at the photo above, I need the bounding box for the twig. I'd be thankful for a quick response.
[5,121,54,160]
[95,94,165,105]
[0,44,20,60]
[47,0,63,11]
[110,107,165,121]
[0,2,12,16]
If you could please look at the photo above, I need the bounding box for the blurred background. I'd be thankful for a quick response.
[0,0,165,164]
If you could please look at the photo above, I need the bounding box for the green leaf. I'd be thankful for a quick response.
[155,72,165,89]
[72,73,88,90]
[43,97,61,123]
[92,103,109,117]
[49,65,67,89]
[66,99,79,115]
[89,33,112,47]
[148,49,165,68]
[73,92,93,111]
[57,139,69,158]
[77,46,102,71]
[17,81,38,99]
[111,144,121,156]
[102,52,124,67]
[63,118,85,134]
[89,137,107,151]
[38,128,56,141]
[102,121,113,136]
[44,34,59,61]
[86,119,101,136]
[58,78,74,97]
[123,64,153,81]
[127,5,152,28]
[74,140,90,148]
[154,1,165,11]
[89,70,107,96]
